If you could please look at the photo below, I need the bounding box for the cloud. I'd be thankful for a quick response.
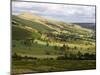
[12,1,95,23]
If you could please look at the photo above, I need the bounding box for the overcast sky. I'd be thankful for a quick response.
[12,1,95,23]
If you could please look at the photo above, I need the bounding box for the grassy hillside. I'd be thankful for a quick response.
[12,13,96,74]
[12,25,41,40]
[12,15,54,33]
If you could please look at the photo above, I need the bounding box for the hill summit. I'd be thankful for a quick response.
[18,12,46,21]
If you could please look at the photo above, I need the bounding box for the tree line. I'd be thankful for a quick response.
[12,51,96,61]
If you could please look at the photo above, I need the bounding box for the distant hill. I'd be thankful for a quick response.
[73,23,96,30]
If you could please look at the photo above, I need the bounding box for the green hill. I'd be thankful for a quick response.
[12,15,54,33]
[12,13,95,54]
[12,25,41,40]
[12,12,96,74]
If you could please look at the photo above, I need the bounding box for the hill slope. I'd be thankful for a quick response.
[73,23,96,30]
[12,13,95,42]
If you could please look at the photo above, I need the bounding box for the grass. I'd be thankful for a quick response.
[12,14,96,75]
[12,15,54,33]
[12,39,96,56]
[12,26,41,40]
[12,59,96,74]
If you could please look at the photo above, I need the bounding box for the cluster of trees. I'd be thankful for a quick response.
[57,51,96,60]
[12,53,37,60]
[12,51,96,61]
[56,43,95,60]
[46,32,80,42]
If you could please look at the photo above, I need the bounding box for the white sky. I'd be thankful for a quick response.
[12,1,96,23]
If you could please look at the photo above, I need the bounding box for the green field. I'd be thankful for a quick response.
[12,59,96,75]
[12,13,96,74]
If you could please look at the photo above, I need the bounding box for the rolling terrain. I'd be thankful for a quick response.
[12,13,96,74]
[73,23,96,30]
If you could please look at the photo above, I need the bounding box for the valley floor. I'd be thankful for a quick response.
[12,59,96,75]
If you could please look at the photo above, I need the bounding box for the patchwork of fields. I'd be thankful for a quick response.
[12,13,96,74]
